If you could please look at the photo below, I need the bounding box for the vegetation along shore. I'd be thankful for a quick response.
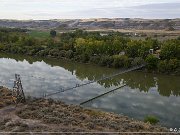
[0,27,179,75]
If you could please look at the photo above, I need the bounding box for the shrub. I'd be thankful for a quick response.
[81,53,90,63]
[65,50,74,59]
[158,60,167,73]
[112,55,129,68]
[144,115,159,125]
[99,56,113,67]
[37,50,49,56]
[73,55,81,62]
[167,59,179,71]
[89,56,101,64]
[58,50,66,57]
[49,49,59,57]
[160,40,180,60]
[158,59,179,73]
[145,55,159,70]
[131,57,145,66]
[50,30,56,37]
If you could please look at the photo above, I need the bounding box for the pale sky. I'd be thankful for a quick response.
[0,0,180,20]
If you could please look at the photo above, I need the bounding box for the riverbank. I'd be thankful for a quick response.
[1,51,179,76]
[0,28,180,76]
[0,87,169,133]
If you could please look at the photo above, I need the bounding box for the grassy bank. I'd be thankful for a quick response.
[0,86,169,133]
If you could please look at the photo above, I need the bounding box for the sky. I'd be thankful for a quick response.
[0,0,180,20]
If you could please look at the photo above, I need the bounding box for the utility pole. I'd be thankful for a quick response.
[12,74,26,104]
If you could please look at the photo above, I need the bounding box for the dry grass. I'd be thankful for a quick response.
[16,99,168,132]
[0,87,169,133]
[86,28,180,34]
[0,87,14,108]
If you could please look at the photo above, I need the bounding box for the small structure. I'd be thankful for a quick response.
[119,51,125,56]
[100,33,108,36]
[149,49,154,54]
[154,50,161,59]
[12,74,26,104]
[149,49,161,59]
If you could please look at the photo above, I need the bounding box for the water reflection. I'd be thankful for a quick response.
[0,53,180,128]
[0,53,179,97]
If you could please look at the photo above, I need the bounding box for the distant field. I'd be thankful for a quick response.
[86,28,180,34]
[28,30,50,39]
[27,29,179,41]
[86,29,180,41]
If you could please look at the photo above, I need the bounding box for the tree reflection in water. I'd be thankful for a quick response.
[0,53,179,97]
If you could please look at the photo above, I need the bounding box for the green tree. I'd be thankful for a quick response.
[160,40,180,60]
[166,59,179,72]
[145,55,159,70]
[112,55,129,68]
[126,40,141,58]
[50,30,57,38]
[158,60,167,73]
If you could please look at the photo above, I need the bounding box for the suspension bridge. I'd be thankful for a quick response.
[44,64,145,98]
[0,64,145,104]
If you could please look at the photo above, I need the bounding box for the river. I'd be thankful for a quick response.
[0,53,180,128]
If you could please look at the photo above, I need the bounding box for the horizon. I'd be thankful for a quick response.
[0,0,180,20]
[0,17,180,21]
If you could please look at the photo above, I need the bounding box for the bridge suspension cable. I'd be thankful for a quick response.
[45,64,145,98]
[80,84,127,105]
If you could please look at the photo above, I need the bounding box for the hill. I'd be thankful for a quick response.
[0,18,179,31]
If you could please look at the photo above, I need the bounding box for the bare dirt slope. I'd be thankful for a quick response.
[0,18,179,31]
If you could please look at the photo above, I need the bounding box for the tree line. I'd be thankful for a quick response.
[0,28,179,74]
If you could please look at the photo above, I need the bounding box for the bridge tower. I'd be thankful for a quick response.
[12,74,26,104]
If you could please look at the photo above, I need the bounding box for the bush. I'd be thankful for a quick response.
[0,44,5,51]
[145,55,159,70]
[65,50,74,59]
[37,50,49,56]
[158,60,167,73]
[131,57,145,66]
[73,55,81,62]
[58,50,66,57]
[112,55,129,68]
[158,59,179,73]
[167,59,179,71]
[160,40,180,60]
[81,53,90,63]
[99,56,113,67]
[50,30,56,37]
[144,115,159,125]
[49,49,59,57]
[89,56,101,64]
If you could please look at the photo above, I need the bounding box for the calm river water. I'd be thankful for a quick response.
[0,53,180,128]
